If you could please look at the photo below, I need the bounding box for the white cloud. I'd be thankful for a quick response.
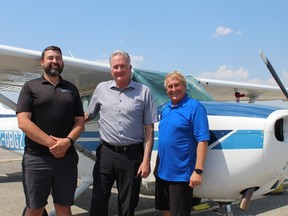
[212,26,242,37]
[235,31,243,35]
[199,65,249,81]
[213,26,234,37]
[282,71,288,83]
[198,65,288,87]
[250,71,288,86]
[130,55,145,67]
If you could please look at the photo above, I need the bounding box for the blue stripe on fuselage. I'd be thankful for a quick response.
[3,129,262,151]
[80,131,99,138]
[202,101,277,118]
[210,130,263,149]
[2,102,269,152]
[78,129,263,151]
[0,114,16,118]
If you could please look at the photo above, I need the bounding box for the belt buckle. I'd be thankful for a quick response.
[115,146,127,152]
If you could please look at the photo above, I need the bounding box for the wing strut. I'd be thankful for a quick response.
[259,49,288,99]
[0,93,17,111]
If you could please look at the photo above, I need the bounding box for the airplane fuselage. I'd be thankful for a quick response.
[3,101,287,203]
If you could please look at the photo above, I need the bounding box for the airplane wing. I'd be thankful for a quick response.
[0,44,287,106]
[197,77,288,103]
[0,44,112,108]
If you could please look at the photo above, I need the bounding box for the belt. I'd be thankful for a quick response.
[101,140,143,152]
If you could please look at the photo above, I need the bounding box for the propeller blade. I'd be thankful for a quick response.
[259,49,288,99]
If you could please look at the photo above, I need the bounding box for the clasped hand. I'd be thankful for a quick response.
[49,136,71,158]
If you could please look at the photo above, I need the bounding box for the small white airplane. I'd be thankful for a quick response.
[0,44,288,216]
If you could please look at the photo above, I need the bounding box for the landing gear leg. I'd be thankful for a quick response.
[214,203,233,216]
[224,204,233,216]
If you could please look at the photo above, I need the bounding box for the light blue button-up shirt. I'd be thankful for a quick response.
[87,80,158,146]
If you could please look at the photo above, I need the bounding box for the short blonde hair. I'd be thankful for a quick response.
[164,71,186,88]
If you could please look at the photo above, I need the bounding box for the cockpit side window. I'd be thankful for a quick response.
[81,95,91,112]
[132,68,213,108]
[81,94,99,121]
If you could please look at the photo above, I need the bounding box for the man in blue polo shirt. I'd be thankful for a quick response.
[155,71,210,216]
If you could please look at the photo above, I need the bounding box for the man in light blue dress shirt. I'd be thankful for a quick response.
[85,50,158,216]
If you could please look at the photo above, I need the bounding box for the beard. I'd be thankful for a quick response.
[43,63,64,77]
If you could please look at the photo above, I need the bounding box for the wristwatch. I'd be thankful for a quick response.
[194,169,203,175]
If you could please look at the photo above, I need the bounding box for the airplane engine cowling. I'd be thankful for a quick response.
[262,110,288,189]
[193,108,288,202]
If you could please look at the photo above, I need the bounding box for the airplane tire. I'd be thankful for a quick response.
[22,207,48,216]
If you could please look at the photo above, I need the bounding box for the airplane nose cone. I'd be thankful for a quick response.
[263,110,288,175]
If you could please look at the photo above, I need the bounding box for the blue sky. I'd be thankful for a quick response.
[0,0,288,107]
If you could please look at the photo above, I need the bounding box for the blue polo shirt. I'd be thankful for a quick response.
[157,95,210,182]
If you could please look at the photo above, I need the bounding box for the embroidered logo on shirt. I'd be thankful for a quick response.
[61,89,73,93]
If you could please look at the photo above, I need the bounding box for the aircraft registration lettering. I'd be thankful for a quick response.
[0,130,24,150]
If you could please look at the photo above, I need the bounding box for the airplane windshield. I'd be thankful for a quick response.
[132,68,213,108]
[81,69,214,114]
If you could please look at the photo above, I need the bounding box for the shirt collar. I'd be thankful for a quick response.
[168,94,189,108]
[110,79,135,90]
[41,75,63,86]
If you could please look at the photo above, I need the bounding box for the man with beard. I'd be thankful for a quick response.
[17,46,85,216]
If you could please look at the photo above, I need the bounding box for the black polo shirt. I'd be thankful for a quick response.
[16,75,84,155]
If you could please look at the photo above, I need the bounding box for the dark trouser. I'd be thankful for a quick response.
[22,152,78,208]
[90,144,143,216]
[155,177,193,216]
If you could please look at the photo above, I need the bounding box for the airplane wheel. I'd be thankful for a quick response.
[22,207,48,216]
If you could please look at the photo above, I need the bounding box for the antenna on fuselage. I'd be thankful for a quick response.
[68,50,75,58]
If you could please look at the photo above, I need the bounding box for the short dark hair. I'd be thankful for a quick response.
[41,46,62,60]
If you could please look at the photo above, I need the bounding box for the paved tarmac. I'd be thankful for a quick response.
[1,147,288,216]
